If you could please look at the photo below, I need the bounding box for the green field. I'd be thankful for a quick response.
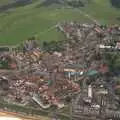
[0,0,120,45]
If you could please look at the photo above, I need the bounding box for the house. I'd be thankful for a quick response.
[64,64,85,80]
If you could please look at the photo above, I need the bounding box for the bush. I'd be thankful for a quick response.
[66,0,85,7]
[43,41,64,52]
[105,52,120,72]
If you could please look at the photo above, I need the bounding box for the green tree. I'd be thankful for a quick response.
[105,52,120,72]
[66,0,86,7]
[110,0,120,8]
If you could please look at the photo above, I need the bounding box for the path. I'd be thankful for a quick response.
[36,7,100,36]
[75,8,100,24]
[37,25,56,35]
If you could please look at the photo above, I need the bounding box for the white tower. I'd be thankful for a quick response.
[88,85,92,98]
[77,29,81,40]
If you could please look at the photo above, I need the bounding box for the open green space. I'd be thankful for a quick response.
[0,0,119,45]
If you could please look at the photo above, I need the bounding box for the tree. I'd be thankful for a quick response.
[105,52,120,72]
[66,0,85,7]
[110,0,120,8]
[43,41,65,52]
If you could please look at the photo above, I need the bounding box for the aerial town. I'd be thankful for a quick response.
[0,0,120,120]
[0,22,120,120]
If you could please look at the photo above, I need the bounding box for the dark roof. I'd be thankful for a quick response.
[65,64,85,69]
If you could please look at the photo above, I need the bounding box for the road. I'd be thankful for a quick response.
[0,111,50,120]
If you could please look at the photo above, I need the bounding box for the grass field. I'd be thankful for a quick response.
[0,0,120,45]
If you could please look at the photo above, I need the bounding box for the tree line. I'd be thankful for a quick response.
[110,0,120,8]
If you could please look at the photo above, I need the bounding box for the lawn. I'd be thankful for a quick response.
[0,0,119,45]
[81,0,120,24]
